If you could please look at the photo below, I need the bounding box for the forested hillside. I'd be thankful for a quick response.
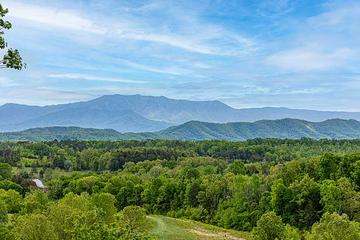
[158,118,360,140]
[2,118,360,141]
[1,139,360,239]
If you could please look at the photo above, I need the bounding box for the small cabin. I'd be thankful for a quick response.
[31,179,48,192]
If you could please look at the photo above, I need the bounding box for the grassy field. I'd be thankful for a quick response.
[147,215,250,240]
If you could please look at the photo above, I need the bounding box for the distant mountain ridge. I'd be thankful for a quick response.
[1,118,360,141]
[158,118,360,140]
[2,94,360,133]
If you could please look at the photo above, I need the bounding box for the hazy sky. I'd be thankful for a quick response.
[1,0,359,110]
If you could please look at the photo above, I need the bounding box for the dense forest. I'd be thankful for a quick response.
[1,139,360,239]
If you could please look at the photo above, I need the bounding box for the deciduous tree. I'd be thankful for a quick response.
[0,4,24,70]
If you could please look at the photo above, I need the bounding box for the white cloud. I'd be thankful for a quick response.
[48,73,147,84]
[307,3,360,30]
[5,1,106,34]
[0,87,92,106]
[270,87,328,95]
[118,32,216,55]
[119,60,192,76]
[4,1,256,56]
[265,47,353,71]
[256,0,296,17]
[0,77,19,87]
[264,1,360,72]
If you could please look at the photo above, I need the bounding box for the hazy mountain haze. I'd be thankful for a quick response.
[2,95,360,133]
[2,118,360,141]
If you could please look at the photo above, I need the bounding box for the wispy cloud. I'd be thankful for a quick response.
[2,0,360,110]
[0,87,92,106]
[119,60,192,76]
[265,47,353,71]
[5,1,106,34]
[255,0,297,17]
[4,0,256,56]
[264,1,360,72]
[48,73,147,84]
[0,77,19,87]
[307,2,360,29]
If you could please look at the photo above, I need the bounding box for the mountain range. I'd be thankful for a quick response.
[2,94,360,133]
[1,118,360,141]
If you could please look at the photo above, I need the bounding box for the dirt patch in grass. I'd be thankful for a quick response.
[191,227,247,240]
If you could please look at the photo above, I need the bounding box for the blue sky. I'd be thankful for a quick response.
[1,0,359,110]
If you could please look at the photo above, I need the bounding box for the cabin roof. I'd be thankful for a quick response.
[32,179,45,188]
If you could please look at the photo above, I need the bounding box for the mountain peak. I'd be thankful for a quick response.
[2,94,360,133]
[1,103,29,108]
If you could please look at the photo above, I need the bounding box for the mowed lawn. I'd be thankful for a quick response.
[147,215,250,240]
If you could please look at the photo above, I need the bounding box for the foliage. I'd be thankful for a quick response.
[252,212,286,240]
[0,4,24,70]
[0,163,12,179]
[22,191,49,214]
[14,214,58,240]
[120,205,147,231]
[0,200,7,223]
[306,213,360,240]
[0,139,360,238]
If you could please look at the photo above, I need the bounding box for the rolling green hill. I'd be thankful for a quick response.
[0,126,154,141]
[158,118,360,140]
[1,118,360,141]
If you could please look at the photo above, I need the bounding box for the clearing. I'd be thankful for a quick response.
[147,215,249,240]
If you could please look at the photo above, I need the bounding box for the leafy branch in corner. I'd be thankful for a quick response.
[0,4,25,70]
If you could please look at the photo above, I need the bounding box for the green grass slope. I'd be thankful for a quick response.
[147,215,249,240]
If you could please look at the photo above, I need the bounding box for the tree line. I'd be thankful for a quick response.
[3,138,360,172]
[1,139,360,239]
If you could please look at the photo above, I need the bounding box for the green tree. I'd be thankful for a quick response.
[336,177,360,221]
[319,153,340,180]
[0,4,24,70]
[92,192,117,223]
[284,225,301,240]
[185,181,201,207]
[0,224,14,240]
[47,193,111,240]
[0,200,7,223]
[216,175,266,231]
[351,160,360,187]
[288,175,322,229]
[0,189,22,213]
[319,180,342,213]
[120,205,147,231]
[22,191,49,214]
[271,178,293,223]
[226,160,246,175]
[0,163,12,180]
[306,213,360,240]
[14,214,58,240]
[78,148,101,171]
[252,212,286,240]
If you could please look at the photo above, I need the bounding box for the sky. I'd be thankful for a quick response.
[0,0,359,111]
